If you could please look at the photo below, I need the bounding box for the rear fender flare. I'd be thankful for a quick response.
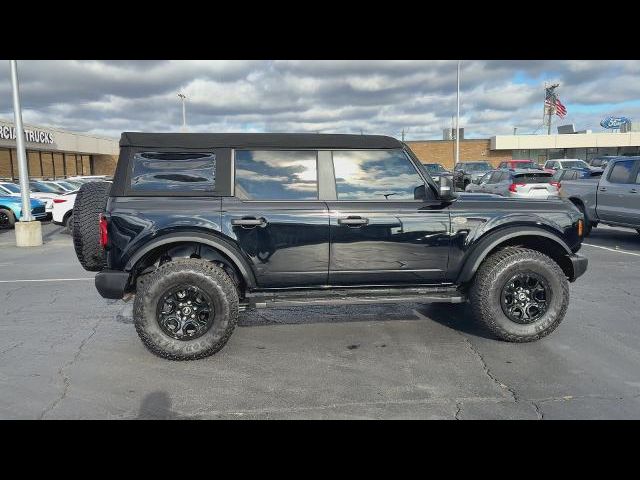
[124,231,257,289]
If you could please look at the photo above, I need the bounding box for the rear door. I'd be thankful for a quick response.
[221,149,329,288]
[596,159,640,225]
[326,149,450,285]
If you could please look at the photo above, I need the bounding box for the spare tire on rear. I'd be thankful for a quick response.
[73,182,111,272]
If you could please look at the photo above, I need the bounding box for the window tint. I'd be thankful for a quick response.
[552,170,563,180]
[487,172,500,183]
[608,160,635,184]
[333,150,423,200]
[132,152,215,192]
[235,150,318,200]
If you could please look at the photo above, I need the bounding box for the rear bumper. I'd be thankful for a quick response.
[568,253,588,281]
[95,269,130,299]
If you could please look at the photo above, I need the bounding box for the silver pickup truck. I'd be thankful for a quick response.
[559,156,640,236]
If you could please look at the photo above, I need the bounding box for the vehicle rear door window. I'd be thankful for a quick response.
[131,152,215,192]
[608,160,635,184]
[235,150,318,200]
[333,149,424,200]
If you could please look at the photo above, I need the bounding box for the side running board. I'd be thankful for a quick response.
[241,286,465,310]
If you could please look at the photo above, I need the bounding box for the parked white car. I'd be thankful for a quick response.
[52,191,77,233]
[0,181,57,217]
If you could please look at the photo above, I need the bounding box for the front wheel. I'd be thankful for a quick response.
[469,247,569,342]
[0,208,15,229]
[134,259,239,360]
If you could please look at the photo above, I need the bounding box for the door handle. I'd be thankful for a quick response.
[338,216,369,227]
[231,217,267,228]
[599,187,607,192]
[631,188,638,194]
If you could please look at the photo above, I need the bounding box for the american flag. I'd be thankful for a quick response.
[545,93,567,118]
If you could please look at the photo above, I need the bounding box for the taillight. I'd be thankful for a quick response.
[509,182,525,192]
[53,198,67,203]
[550,181,560,188]
[99,214,108,249]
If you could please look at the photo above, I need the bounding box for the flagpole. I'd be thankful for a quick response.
[455,60,461,166]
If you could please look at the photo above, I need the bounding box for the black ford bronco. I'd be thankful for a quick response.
[72,133,588,360]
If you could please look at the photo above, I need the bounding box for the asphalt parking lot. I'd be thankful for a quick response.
[0,221,639,419]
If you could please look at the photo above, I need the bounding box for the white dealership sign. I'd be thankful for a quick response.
[0,124,54,144]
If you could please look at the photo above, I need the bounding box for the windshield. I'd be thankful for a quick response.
[561,160,589,169]
[513,161,538,169]
[32,182,64,193]
[1,183,21,193]
[462,162,492,172]
[55,181,77,190]
[423,163,447,173]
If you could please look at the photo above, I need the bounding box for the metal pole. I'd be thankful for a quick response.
[10,60,33,222]
[178,93,187,132]
[455,60,461,166]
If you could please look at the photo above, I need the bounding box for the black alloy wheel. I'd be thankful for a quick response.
[157,285,214,340]
[500,272,550,324]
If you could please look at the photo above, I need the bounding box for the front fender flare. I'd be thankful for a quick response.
[455,226,573,284]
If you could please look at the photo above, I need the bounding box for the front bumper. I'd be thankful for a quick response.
[568,253,588,281]
[95,269,130,299]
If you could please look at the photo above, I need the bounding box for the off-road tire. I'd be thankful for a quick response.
[133,259,239,360]
[469,247,569,342]
[0,208,15,229]
[72,182,110,271]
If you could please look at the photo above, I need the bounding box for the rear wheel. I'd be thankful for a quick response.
[65,213,74,235]
[0,208,15,229]
[469,247,569,342]
[134,259,239,360]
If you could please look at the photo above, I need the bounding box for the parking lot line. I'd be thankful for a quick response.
[582,243,640,257]
[0,278,95,283]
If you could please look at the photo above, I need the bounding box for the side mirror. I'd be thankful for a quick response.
[438,176,455,201]
[414,184,426,200]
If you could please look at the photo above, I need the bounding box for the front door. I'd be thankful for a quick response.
[327,149,450,285]
[221,149,329,288]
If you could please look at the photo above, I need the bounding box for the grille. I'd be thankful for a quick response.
[32,205,46,215]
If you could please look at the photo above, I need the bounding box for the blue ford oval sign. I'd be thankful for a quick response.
[600,116,630,129]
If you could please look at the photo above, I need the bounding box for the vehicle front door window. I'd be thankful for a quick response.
[333,150,427,201]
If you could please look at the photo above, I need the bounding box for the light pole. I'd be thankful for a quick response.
[455,60,461,167]
[178,93,187,132]
[10,60,42,246]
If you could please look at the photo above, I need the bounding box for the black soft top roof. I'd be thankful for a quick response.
[120,132,402,150]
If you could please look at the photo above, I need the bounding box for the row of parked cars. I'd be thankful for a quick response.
[0,176,109,230]
[422,155,639,236]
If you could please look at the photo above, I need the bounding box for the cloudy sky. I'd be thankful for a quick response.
[1,60,639,141]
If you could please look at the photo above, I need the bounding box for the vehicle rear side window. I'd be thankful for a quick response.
[608,160,635,184]
[131,152,215,192]
[332,150,424,200]
[235,150,318,200]
[514,172,552,184]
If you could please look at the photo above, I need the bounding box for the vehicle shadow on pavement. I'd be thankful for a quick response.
[416,302,496,340]
[137,391,184,420]
[587,227,640,252]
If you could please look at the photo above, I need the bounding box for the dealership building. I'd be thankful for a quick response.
[0,119,119,181]
[407,130,640,170]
